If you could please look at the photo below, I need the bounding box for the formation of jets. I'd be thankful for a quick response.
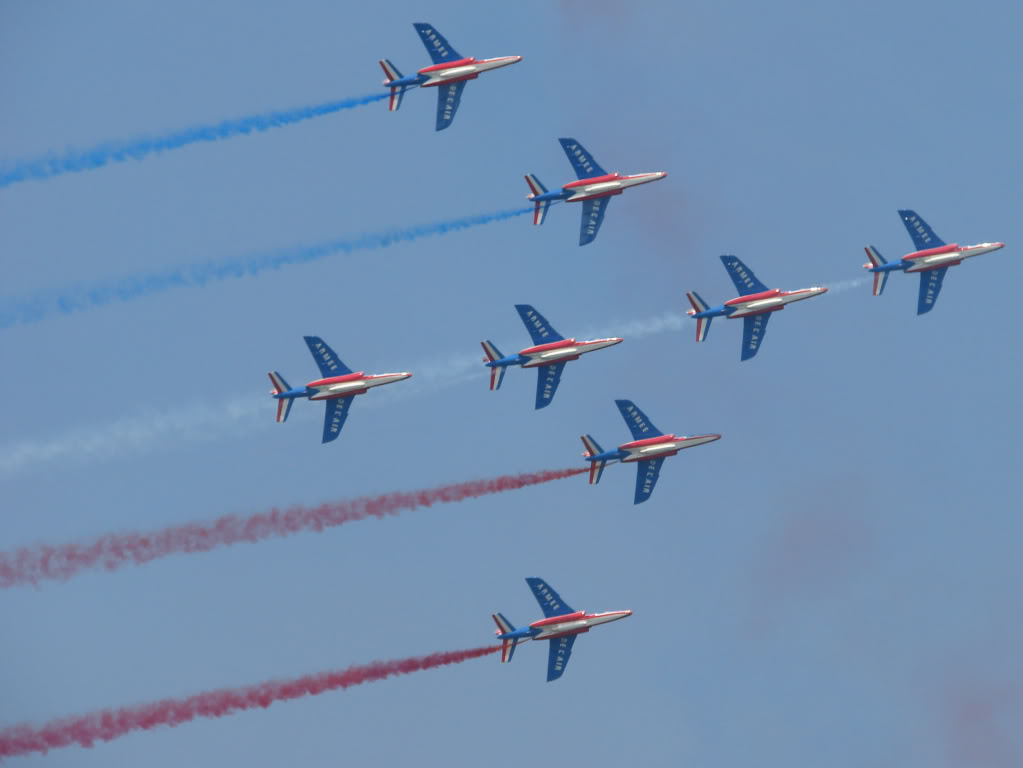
[259,23,1012,682]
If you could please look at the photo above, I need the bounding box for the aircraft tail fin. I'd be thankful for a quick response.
[525,175,551,226]
[492,613,519,663]
[268,372,295,424]
[580,434,609,484]
[863,246,890,296]
[685,291,712,342]
[379,59,408,111]
[481,341,507,391]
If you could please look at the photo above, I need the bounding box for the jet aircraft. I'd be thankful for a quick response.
[379,23,521,131]
[863,210,1005,314]
[481,304,622,409]
[268,336,411,443]
[525,138,667,245]
[491,577,631,682]
[581,400,720,504]
[685,255,828,361]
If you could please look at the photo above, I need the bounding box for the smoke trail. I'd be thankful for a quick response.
[0,645,500,758]
[0,468,586,588]
[0,93,389,190]
[821,276,870,294]
[0,310,683,477]
[0,205,534,330]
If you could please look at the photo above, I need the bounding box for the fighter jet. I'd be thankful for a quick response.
[492,578,632,682]
[379,23,521,131]
[481,304,622,409]
[268,336,411,443]
[581,400,720,504]
[685,255,828,361]
[863,210,1005,314]
[525,138,667,245]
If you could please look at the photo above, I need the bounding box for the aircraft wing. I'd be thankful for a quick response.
[615,399,664,440]
[720,255,769,295]
[304,336,353,378]
[634,457,665,504]
[526,577,574,618]
[535,362,567,410]
[321,396,354,443]
[413,23,462,64]
[917,267,949,315]
[740,312,771,361]
[546,635,577,682]
[515,304,564,345]
[558,138,607,179]
[899,209,946,252]
[579,196,611,246]
[435,81,466,131]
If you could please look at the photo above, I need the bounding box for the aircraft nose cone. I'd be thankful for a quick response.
[658,171,668,179]
[817,286,829,294]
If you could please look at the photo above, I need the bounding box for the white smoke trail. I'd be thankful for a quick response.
[0,312,684,476]
[820,277,870,294]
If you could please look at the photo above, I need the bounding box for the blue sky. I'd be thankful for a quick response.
[2,0,1022,765]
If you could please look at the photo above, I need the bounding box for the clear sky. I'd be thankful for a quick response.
[2,0,1022,765]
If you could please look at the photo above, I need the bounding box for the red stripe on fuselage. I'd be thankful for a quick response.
[520,338,577,356]
[418,57,476,74]
[530,611,586,628]
[620,434,678,451]
[562,173,620,190]
[724,289,781,306]
[307,372,365,388]
[904,244,959,260]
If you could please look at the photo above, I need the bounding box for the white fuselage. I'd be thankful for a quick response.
[520,337,622,368]
[531,611,631,640]
[564,172,667,202]
[902,242,1004,273]
[725,287,828,318]
[619,433,721,463]
[307,372,411,400]
[420,56,521,86]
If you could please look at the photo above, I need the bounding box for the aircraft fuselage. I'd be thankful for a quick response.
[497,610,632,642]
[558,172,667,203]
[718,286,829,318]
[617,432,721,463]
[898,242,1005,273]
[299,371,411,401]
[413,56,522,87]
[516,337,623,368]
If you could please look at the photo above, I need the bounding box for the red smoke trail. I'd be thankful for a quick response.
[0,645,500,758]
[0,467,585,588]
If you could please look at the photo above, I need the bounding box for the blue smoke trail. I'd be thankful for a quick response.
[0,206,534,329]
[0,93,389,189]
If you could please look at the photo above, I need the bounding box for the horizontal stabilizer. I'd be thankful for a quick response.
[268,371,290,395]
[379,59,402,83]
[580,434,603,458]
[864,245,887,267]
[872,271,890,297]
